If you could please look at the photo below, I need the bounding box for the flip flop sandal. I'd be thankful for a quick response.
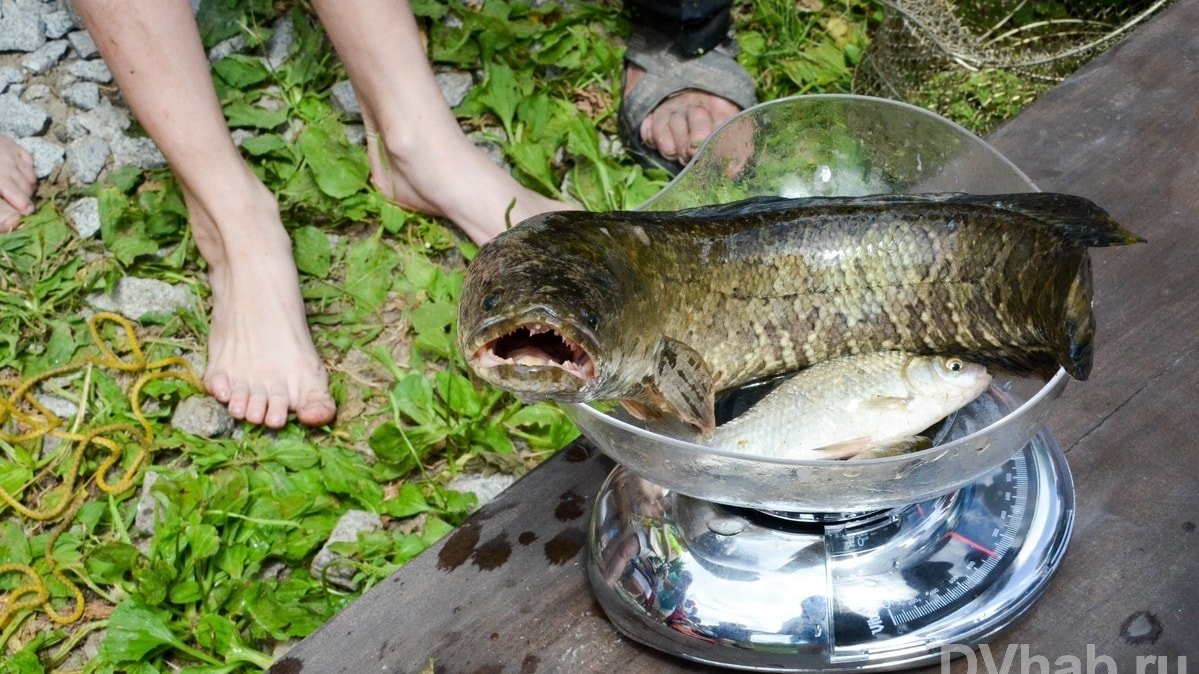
[619,25,758,175]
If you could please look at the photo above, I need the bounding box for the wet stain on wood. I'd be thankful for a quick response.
[544,527,586,565]
[472,532,512,571]
[1120,610,1163,644]
[266,657,302,674]
[438,523,480,572]
[563,443,594,462]
[555,490,586,521]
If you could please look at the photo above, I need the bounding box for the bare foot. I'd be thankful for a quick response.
[183,172,337,429]
[624,63,742,166]
[0,135,36,232]
[363,120,571,244]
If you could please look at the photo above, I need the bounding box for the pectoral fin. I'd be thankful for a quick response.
[643,336,716,435]
[861,396,915,413]
[848,436,933,460]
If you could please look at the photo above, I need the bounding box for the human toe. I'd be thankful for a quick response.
[264,391,292,429]
[242,386,271,426]
[224,382,252,420]
[0,204,20,232]
[296,389,336,427]
[204,371,234,404]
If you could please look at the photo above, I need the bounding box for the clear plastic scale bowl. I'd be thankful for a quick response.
[563,94,1069,514]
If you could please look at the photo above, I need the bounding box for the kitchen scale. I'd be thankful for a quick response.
[562,96,1077,671]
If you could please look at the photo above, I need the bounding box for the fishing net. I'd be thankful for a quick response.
[852,0,1175,133]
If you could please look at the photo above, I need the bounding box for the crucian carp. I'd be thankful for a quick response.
[457,192,1143,434]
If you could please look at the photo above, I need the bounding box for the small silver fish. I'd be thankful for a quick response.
[698,352,992,461]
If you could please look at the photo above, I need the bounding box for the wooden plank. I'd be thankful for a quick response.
[273,2,1199,671]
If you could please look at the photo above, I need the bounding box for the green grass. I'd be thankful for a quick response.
[0,0,1055,671]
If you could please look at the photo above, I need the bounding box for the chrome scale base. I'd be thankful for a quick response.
[587,432,1074,671]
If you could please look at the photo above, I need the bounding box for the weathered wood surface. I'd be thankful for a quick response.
[273,3,1199,671]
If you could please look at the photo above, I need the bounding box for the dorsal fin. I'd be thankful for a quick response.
[671,192,1144,248]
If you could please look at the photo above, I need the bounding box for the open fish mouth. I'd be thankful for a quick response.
[470,323,596,382]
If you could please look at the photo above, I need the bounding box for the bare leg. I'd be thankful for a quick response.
[625,64,741,166]
[310,0,570,244]
[0,135,36,232]
[73,0,335,429]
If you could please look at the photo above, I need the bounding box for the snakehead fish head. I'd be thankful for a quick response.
[457,211,644,404]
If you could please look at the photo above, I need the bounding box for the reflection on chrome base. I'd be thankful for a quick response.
[587,432,1074,672]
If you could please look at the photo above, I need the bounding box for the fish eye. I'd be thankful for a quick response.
[945,357,965,372]
[482,290,503,311]
[579,307,599,330]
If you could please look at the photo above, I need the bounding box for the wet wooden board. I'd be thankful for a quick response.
[272,3,1199,672]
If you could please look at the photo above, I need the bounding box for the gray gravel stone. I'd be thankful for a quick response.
[42,9,76,39]
[343,123,365,146]
[435,70,473,108]
[311,510,383,591]
[16,136,64,178]
[171,396,236,438]
[65,58,112,83]
[67,135,110,183]
[133,471,163,539]
[0,8,46,53]
[330,80,361,120]
[230,128,254,147]
[64,195,101,237]
[447,473,516,510]
[266,14,294,69]
[0,65,23,92]
[468,128,509,171]
[88,276,196,320]
[21,82,51,101]
[109,133,166,169]
[20,39,69,74]
[207,35,246,63]
[34,393,78,420]
[66,29,97,58]
[0,93,50,136]
[62,80,99,110]
[66,99,131,140]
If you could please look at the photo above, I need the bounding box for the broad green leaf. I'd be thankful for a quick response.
[98,599,188,663]
[220,96,287,128]
[473,61,523,138]
[367,422,413,465]
[435,370,483,419]
[408,302,457,339]
[401,252,441,291]
[264,438,321,470]
[212,54,271,89]
[320,448,384,509]
[85,542,142,585]
[195,0,247,47]
[239,133,290,157]
[382,483,430,518]
[187,523,222,560]
[297,119,370,199]
[168,579,204,604]
[471,423,516,454]
[3,646,47,673]
[344,232,400,311]
[293,225,332,278]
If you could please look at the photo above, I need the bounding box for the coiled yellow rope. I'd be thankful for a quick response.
[0,312,202,630]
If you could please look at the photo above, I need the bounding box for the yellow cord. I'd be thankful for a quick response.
[0,312,202,630]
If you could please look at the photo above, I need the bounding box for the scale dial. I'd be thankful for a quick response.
[588,432,1074,671]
